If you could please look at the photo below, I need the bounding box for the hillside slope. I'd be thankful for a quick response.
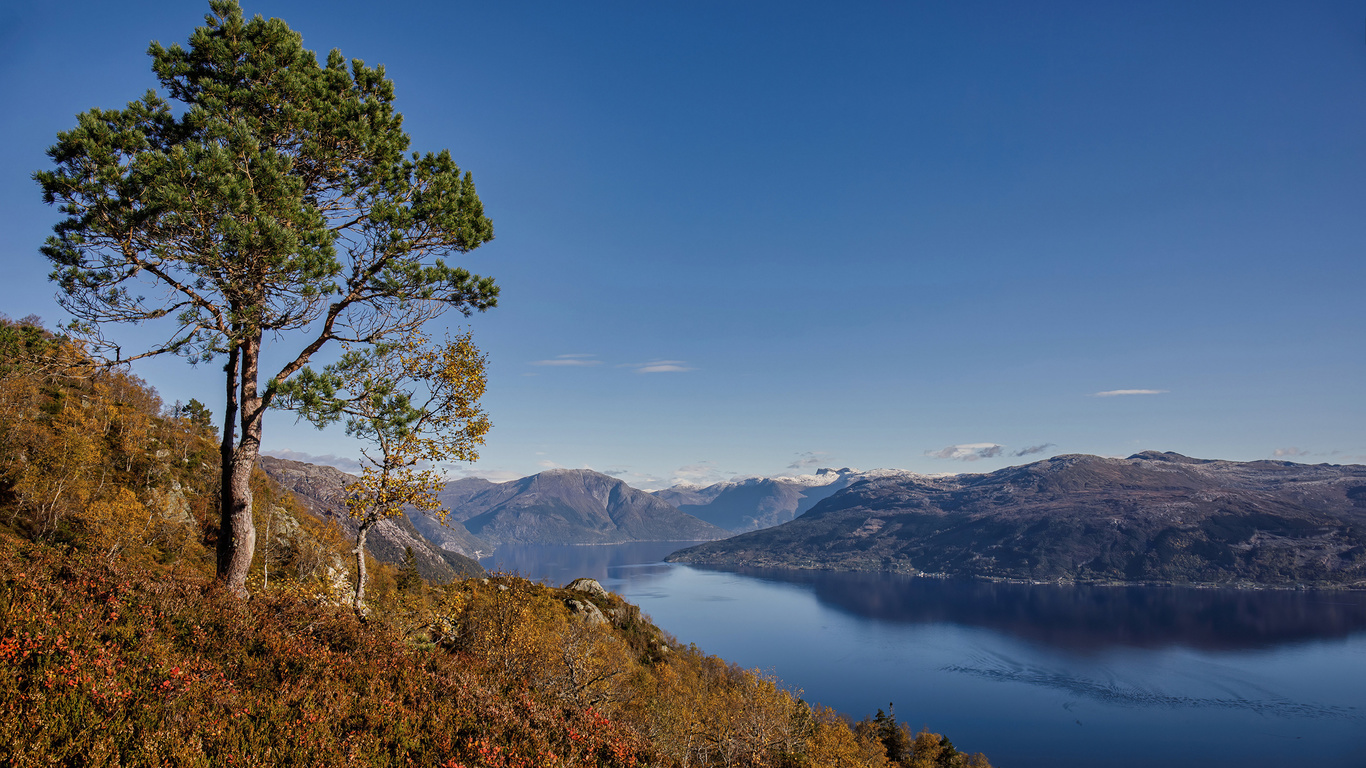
[258,455,484,580]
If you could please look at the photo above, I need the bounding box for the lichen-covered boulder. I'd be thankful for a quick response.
[565,598,608,625]
[565,577,610,599]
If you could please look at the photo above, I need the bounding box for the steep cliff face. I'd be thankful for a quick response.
[258,456,484,581]
[668,452,1366,587]
[424,469,730,547]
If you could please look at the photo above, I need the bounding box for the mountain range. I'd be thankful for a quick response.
[264,450,1366,588]
[262,460,731,566]
[667,452,1366,588]
[412,468,729,550]
[651,468,919,532]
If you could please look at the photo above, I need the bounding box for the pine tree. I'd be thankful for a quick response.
[875,704,912,765]
[395,547,423,594]
[35,1,496,596]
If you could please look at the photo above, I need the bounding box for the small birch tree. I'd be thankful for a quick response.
[276,331,489,612]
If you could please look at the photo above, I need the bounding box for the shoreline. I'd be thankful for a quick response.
[666,556,1366,591]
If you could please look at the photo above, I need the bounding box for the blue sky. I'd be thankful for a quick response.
[3,1,1364,488]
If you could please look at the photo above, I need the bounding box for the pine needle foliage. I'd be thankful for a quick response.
[34,0,498,596]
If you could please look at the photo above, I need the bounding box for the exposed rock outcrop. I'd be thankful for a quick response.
[565,598,608,624]
[565,577,610,599]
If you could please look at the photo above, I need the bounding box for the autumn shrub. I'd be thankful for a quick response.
[0,537,654,767]
[803,705,892,768]
[0,530,995,768]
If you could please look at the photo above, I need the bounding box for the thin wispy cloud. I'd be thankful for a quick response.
[620,359,695,374]
[788,451,833,470]
[670,461,733,486]
[444,467,520,483]
[1013,443,1055,457]
[531,354,601,367]
[1090,389,1168,397]
[1273,447,1310,457]
[601,467,667,490]
[532,355,694,372]
[927,443,1003,462]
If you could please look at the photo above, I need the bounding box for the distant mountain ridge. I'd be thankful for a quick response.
[413,468,730,550]
[653,468,922,532]
[667,452,1366,588]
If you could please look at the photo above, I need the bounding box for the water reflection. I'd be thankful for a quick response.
[711,567,1366,652]
[479,541,702,587]
[483,544,1366,653]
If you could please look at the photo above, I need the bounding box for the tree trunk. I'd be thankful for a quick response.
[217,343,241,588]
[219,445,258,597]
[262,504,272,590]
[353,524,369,613]
[216,337,263,598]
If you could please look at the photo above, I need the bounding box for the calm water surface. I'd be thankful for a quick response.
[482,542,1366,768]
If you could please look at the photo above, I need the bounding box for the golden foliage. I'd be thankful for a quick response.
[340,331,490,529]
[0,320,214,569]
[804,705,891,768]
[0,318,350,586]
[248,468,354,601]
[279,330,491,609]
[441,578,635,710]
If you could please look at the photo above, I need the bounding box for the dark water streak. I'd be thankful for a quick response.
[943,660,1361,720]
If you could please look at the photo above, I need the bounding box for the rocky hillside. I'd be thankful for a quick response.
[258,456,484,581]
[654,468,918,532]
[418,469,730,548]
[667,452,1366,588]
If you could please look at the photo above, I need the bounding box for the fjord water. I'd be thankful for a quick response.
[482,543,1366,768]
